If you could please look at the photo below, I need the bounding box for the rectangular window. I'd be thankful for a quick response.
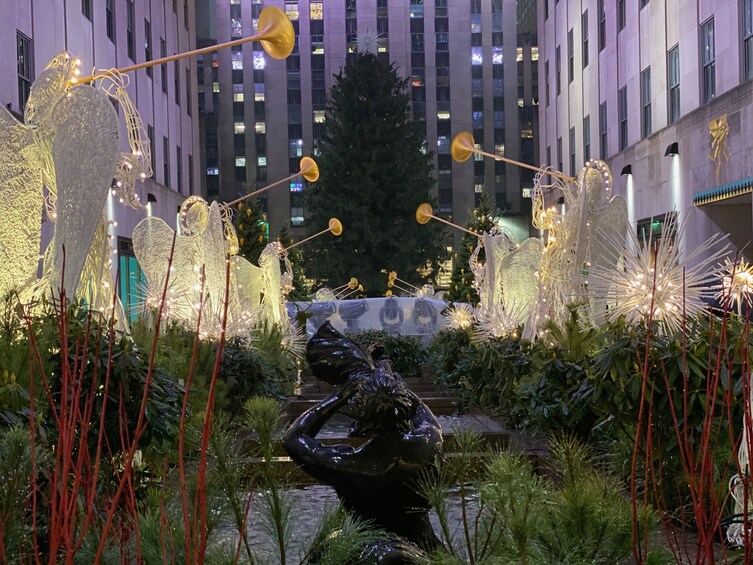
[545,60,550,106]
[186,68,191,114]
[544,0,548,19]
[618,0,626,31]
[599,101,607,159]
[126,1,135,60]
[555,45,561,95]
[569,127,576,175]
[667,45,680,123]
[640,0,649,8]
[174,60,181,105]
[745,0,753,80]
[162,136,170,187]
[582,11,589,68]
[144,20,152,77]
[618,86,628,150]
[106,0,116,42]
[557,136,563,172]
[160,39,167,93]
[82,0,92,20]
[567,29,574,83]
[641,67,651,137]
[17,32,32,113]
[701,17,715,103]
[583,115,591,161]
[147,125,155,175]
[188,153,194,195]
[176,145,183,194]
[598,0,606,51]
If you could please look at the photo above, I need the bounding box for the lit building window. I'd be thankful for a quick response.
[234,92,244,102]
[471,47,483,65]
[255,92,265,102]
[285,1,299,20]
[255,122,266,133]
[257,156,267,166]
[437,111,451,120]
[492,47,503,65]
[235,157,246,167]
[313,110,325,123]
[289,139,303,158]
[207,167,219,175]
[253,52,266,70]
[310,2,322,19]
[474,184,484,193]
[232,50,243,69]
[231,18,241,38]
[473,144,484,161]
[212,82,220,93]
[234,122,245,134]
[232,60,243,70]
[531,47,539,61]
[290,182,303,192]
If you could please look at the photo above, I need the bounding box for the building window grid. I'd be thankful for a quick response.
[618,86,628,150]
[701,17,715,103]
[598,0,606,51]
[618,0,626,31]
[641,67,651,138]
[17,31,32,113]
[668,45,680,124]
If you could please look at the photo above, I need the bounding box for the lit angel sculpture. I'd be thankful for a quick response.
[133,196,293,338]
[0,54,121,303]
[470,228,542,330]
[534,159,629,326]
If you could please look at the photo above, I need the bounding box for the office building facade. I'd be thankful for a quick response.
[197,0,538,243]
[538,0,753,257]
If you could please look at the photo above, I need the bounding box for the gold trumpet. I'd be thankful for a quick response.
[284,218,343,251]
[227,156,319,207]
[415,203,481,238]
[74,6,295,85]
[451,131,576,183]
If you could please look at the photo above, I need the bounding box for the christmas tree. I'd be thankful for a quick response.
[233,196,268,266]
[303,51,446,295]
[445,190,497,305]
[278,225,310,301]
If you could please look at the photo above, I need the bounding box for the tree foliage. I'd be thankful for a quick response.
[234,197,268,266]
[445,190,497,305]
[304,52,446,296]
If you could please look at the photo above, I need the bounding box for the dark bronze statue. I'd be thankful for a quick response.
[282,322,443,562]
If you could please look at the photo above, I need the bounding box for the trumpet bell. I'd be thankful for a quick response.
[257,7,295,60]
[451,131,476,163]
[415,203,433,225]
[328,218,343,236]
[300,156,320,182]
